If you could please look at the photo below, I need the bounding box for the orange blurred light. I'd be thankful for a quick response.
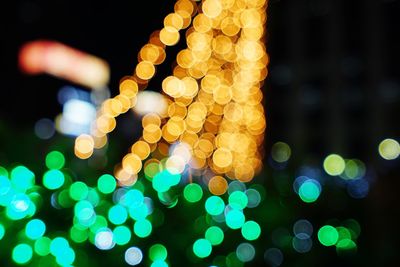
[19,40,110,89]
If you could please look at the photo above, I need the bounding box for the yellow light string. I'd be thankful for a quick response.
[74,0,197,159]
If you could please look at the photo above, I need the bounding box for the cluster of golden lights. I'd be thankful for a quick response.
[75,0,268,192]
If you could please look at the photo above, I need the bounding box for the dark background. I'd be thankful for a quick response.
[1,0,400,266]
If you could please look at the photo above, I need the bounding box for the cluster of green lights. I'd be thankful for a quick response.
[1,142,365,266]
[317,219,360,255]
[0,150,168,266]
[0,151,268,267]
[0,165,36,221]
[190,183,263,262]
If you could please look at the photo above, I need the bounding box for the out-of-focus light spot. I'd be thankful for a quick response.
[108,205,128,225]
[378,138,400,160]
[70,226,88,244]
[119,189,144,207]
[0,176,11,199]
[343,219,361,239]
[336,239,357,255]
[151,260,169,267]
[134,219,152,238]
[205,226,224,245]
[298,179,321,203]
[318,225,339,246]
[343,159,366,180]
[133,91,168,116]
[90,215,107,234]
[19,40,110,89]
[228,191,248,210]
[69,181,89,201]
[152,170,180,192]
[323,154,345,176]
[55,247,75,266]
[11,166,35,192]
[336,226,352,242]
[271,142,291,163]
[128,203,149,221]
[98,174,117,194]
[86,188,100,207]
[144,162,160,180]
[212,148,233,169]
[45,151,65,170]
[193,238,212,258]
[57,85,87,104]
[125,247,143,266]
[0,223,5,240]
[74,134,94,159]
[169,142,191,164]
[122,153,143,176]
[183,183,203,203]
[25,219,46,240]
[0,166,8,177]
[10,193,31,213]
[136,61,156,80]
[208,175,228,195]
[241,221,261,241]
[293,219,313,238]
[226,209,245,229]
[228,181,246,194]
[50,237,69,256]
[43,170,65,190]
[165,155,186,175]
[202,0,222,18]
[205,196,225,216]
[292,233,312,253]
[74,200,95,222]
[132,141,151,160]
[264,248,283,267]
[347,178,369,199]
[113,225,131,246]
[245,189,261,208]
[34,118,55,140]
[34,236,51,256]
[95,228,114,250]
[57,99,96,137]
[12,243,33,264]
[236,243,255,262]
[149,244,168,261]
